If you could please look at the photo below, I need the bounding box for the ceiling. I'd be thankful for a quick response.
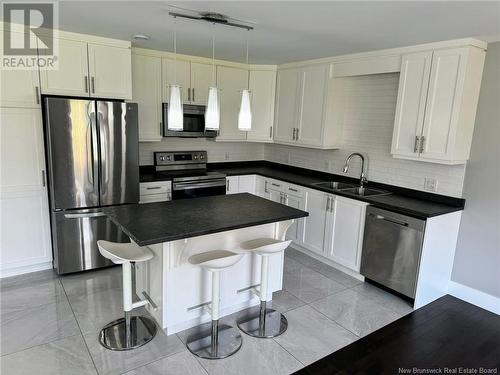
[57,1,500,64]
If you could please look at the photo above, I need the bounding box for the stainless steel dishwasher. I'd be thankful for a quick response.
[360,206,426,299]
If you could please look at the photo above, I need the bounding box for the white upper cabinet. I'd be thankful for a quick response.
[40,38,89,97]
[274,64,341,149]
[132,53,162,142]
[296,65,329,147]
[391,51,433,158]
[88,43,132,99]
[0,31,40,108]
[274,68,301,143]
[217,66,248,141]
[40,38,132,99]
[190,62,215,105]
[246,70,276,142]
[162,58,191,103]
[391,46,485,164]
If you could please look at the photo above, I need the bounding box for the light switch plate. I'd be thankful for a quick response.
[424,178,437,192]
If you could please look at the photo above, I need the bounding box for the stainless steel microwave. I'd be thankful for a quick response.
[162,103,217,138]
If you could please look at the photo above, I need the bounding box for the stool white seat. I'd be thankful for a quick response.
[237,238,292,338]
[98,240,154,264]
[97,240,157,351]
[186,250,244,360]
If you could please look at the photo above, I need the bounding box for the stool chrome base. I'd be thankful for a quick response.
[99,314,157,351]
[237,301,288,338]
[186,321,242,359]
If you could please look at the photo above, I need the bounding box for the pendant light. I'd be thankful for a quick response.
[167,29,183,131]
[205,30,220,131]
[238,33,252,131]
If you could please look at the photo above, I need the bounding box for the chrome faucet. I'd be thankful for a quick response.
[343,153,368,187]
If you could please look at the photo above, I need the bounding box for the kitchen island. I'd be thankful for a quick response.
[104,193,308,334]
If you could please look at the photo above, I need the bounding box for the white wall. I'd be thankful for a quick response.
[451,42,500,299]
[265,73,467,197]
[139,138,265,165]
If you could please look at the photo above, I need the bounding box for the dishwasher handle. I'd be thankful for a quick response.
[368,212,409,227]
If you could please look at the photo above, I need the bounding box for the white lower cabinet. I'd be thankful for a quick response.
[300,188,368,273]
[225,176,240,194]
[324,196,368,272]
[0,108,52,277]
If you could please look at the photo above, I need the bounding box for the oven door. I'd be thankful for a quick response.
[172,179,226,200]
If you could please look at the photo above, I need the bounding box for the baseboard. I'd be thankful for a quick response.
[448,281,500,315]
[0,261,53,279]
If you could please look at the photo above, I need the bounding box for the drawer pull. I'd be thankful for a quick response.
[146,186,162,190]
[288,187,298,192]
[271,183,281,187]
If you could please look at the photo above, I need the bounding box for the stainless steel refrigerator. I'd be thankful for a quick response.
[44,97,139,274]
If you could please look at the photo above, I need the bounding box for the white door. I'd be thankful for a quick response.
[190,62,214,106]
[246,70,276,142]
[283,193,304,243]
[391,51,433,158]
[326,197,366,272]
[0,31,40,108]
[274,68,300,143]
[39,38,89,97]
[256,177,271,199]
[238,175,256,194]
[296,65,328,147]
[217,66,248,141]
[301,189,329,256]
[0,108,52,276]
[162,58,191,103]
[420,47,468,161]
[88,43,132,99]
[226,176,239,194]
[132,54,162,141]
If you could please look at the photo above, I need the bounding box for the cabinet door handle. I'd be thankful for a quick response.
[91,77,95,94]
[419,136,425,153]
[84,76,89,93]
[330,197,335,212]
[192,88,195,102]
[264,181,269,193]
[188,87,191,101]
[226,179,229,191]
[296,128,299,140]
[41,170,46,187]
[414,136,420,153]
[292,128,296,140]
[269,126,273,138]
[326,196,330,211]
[35,86,40,104]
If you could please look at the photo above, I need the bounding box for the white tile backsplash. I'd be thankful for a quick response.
[139,138,265,165]
[140,73,466,197]
[265,73,466,197]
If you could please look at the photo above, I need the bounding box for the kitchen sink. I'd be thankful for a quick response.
[313,181,357,190]
[340,187,391,197]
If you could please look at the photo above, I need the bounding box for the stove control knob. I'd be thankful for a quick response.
[159,156,165,161]
[200,154,205,160]
[194,155,198,160]
[166,155,172,161]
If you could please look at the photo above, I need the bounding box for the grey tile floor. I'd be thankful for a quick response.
[0,248,413,375]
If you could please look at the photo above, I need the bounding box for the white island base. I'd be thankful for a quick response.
[134,220,293,335]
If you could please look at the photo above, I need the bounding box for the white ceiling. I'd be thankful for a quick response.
[58,1,500,64]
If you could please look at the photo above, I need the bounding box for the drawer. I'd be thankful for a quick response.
[140,181,171,196]
[285,183,304,197]
[139,193,170,204]
[267,179,283,191]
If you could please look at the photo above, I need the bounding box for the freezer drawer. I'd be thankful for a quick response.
[52,209,129,274]
[360,206,425,298]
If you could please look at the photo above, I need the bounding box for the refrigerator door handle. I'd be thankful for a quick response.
[64,212,107,219]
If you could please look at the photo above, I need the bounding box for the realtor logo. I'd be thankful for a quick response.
[2,1,59,69]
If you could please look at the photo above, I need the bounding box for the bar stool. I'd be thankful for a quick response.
[237,238,292,338]
[97,240,158,351]
[186,250,244,359]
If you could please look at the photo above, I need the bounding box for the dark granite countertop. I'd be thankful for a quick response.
[104,193,309,246]
[139,161,465,219]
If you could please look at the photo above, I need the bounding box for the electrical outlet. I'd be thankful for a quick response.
[225,152,230,160]
[424,178,437,192]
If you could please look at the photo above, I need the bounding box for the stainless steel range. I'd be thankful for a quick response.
[154,151,226,199]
